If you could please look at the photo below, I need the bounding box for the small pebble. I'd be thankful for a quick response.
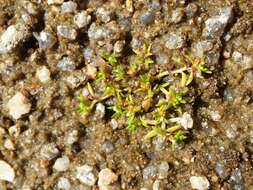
[171,8,184,23]
[190,176,210,190]
[53,156,70,172]
[36,66,51,83]
[58,56,76,71]
[61,1,77,13]
[170,112,193,130]
[0,160,15,183]
[7,92,31,120]
[57,177,71,190]
[47,0,63,5]
[40,143,59,160]
[101,141,115,154]
[143,165,157,179]
[74,11,91,28]
[57,25,77,40]
[34,31,56,49]
[98,168,118,186]
[96,7,112,23]
[140,11,155,25]
[165,32,186,50]
[76,165,97,186]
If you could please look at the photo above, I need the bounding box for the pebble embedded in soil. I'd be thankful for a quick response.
[143,165,157,180]
[7,92,31,120]
[98,168,118,186]
[76,165,97,186]
[53,156,70,172]
[74,11,91,28]
[0,24,30,54]
[58,56,76,71]
[190,176,210,190]
[57,177,71,190]
[57,25,77,40]
[0,160,15,183]
[36,66,51,83]
[139,11,155,25]
[202,6,234,39]
[61,1,77,13]
[165,32,186,50]
[34,31,56,49]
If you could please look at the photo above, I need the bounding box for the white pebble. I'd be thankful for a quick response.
[61,1,77,13]
[190,176,210,190]
[170,112,193,129]
[47,0,64,5]
[74,11,91,28]
[4,139,15,150]
[0,160,15,183]
[57,177,71,190]
[98,168,118,186]
[57,25,77,40]
[76,165,97,186]
[53,156,70,172]
[36,66,51,83]
[7,92,31,120]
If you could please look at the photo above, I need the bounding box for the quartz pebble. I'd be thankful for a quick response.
[36,66,51,83]
[34,31,56,49]
[0,24,30,54]
[190,176,210,190]
[76,165,97,186]
[47,0,64,5]
[98,168,118,186]
[58,56,76,71]
[165,32,185,50]
[140,11,155,25]
[0,160,15,183]
[40,143,59,160]
[143,165,157,179]
[53,156,70,172]
[74,11,91,28]
[57,177,71,190]
[96,7,112,23]
[61,1,77,13]
[170,112,193,130]
[7,92,31,120]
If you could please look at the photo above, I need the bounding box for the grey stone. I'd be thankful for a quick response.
[215,161,228,179]
[0,24,30,54]
[57,25,77,40]
[101,141,115,154]
[192,40,213,58]
[58,56,76,71]
[88,23,111,40]
[186,3,198,18]
[158,161,169,179]
[34,31,56,49]
[171,8,184,23]
[143,165,157,179]
[40,143,59,160]
[140,11,155,25]
[83,48,95,62]
[165,32,186,50]
[229,168,244,190]
[202,6,234,39]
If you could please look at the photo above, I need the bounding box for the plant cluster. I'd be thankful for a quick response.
[77,45,212,149]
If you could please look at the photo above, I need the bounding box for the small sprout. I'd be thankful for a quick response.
[127,114,140,132]
[108,105,125,119]
[139,73,152,88]
[171,131,187,150]
[129,44,154,74]
[112,65,125,81]
[96,67,107,82]
[102,51,117,66]
[77,95,92,116]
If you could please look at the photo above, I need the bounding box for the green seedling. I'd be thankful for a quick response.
[108,105,125,119]
[112,65,125,81]
[77,95,94,116]
[102,51,117,66]
[171,130,187,150]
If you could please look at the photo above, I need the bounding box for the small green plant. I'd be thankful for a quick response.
[129,44,154,74]
[112,65,125,81]
[77,95,93,116]
[102,51,117,66]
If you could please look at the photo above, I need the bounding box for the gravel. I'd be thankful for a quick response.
[158,161,169,179]
[0,24,30,54]
[40,143,59,160]
[101,140,115,154]
[58,56,76,71]
[34,31,56,49]
[0,160,15,183]
[171,8,184,23]
[165,32,186,50]
[57,25,77,40]
[143,165,157,180]
[61,1,77,13]
[76,165,97,186]
[170,112,193,130]
[7,92,31,120]
[189,176,210,190]
[74,11,91,28]
[53,156,70,172]
[229,168,245,190]
[96,7,113,23]
[88,23,111,41]
[36,66,51,83]
[202,6,234,39]
[57,177,71,190]
[139,11,155,25]
[98,168,118,186]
